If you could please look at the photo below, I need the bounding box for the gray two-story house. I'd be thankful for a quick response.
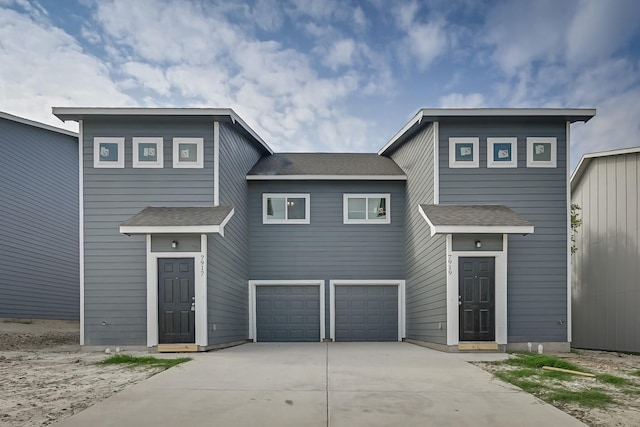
[54,107,594,352]
[1,111,79,320]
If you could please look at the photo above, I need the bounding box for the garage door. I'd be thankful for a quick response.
[335,285,398,341]
[255,285,321,342]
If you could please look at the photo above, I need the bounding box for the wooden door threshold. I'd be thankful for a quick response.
[458,342,499,351]
[157,344,199,353]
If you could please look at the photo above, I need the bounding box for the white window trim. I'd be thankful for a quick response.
[343,193,391,224]
[248,280,325,342]
[146,234,208,348]
[445,234,508,346]
[526,137,557,168]
[262,193,311,224]
[449,137,479,168]
[133,137,164,168]
[173,137,204,168]
[94,137,124,168]
[487,137,518,168]
[329,280,406,342]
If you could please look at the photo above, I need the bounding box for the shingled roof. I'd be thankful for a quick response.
[418,204,534,236]
[119,206,234,235]
[247,153,406,180]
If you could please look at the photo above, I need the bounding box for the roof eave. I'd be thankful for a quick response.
[429,225,535,237]
[52,107,272,154]
[246,174,407,180]
[0,111,78,138]
[379,108,596,156]
[571,146,640,191]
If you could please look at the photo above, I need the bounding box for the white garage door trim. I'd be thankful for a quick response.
[248,280,325,342]
[329,279,406,342]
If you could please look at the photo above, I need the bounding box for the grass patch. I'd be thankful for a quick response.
[597,374,633,386]
[506,354,586,372]
[540,370,573,381]
[495,372,546,394]
[546,390,613,408]
[631,370,640,377]
[99,354,191,369]
[622,388,640,396]
[508,368,538,379]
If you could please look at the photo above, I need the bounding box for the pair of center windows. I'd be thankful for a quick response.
[262,194,389,224]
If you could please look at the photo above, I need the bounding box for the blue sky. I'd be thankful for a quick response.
[1,0,639,168]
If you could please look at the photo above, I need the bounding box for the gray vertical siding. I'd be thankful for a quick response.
[388,123,448,344]
[572,153,640,353]
[438,119,569,343]
[208,123,264,345]
[83,118,214,345]
[249,180,405,338]
[0,118,79,319]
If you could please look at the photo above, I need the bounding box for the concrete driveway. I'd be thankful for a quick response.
[56,342,586,427]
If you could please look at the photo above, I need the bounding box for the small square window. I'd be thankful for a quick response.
[263,194,310,224]
[527,137,557,168]
[343,194,390,224]
[173,137,203,168]
[94,137,124,168]
[133,137,163,168]
[449,137,479,168]
[487,137,518,168]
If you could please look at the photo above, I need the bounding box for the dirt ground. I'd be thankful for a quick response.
[0,319,165,427]
[478,350,640,427]
[1,320,639,427]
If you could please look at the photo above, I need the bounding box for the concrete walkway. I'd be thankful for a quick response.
[56,342,586,427]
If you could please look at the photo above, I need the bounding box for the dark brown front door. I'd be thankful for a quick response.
[459,257,495,341]
[158,258,195,344]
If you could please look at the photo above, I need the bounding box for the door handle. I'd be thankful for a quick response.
[191,302,195,311]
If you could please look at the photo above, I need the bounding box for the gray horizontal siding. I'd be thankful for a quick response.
[572,153,640,353]
[208,123,264,345]
[0,118,79,320]
[249,181,405,279]
[389,123,447,344]
[83,118,214,346]
[438,119,569,343]
[249,180,405,340]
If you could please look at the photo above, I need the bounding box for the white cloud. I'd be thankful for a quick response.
[122,62,171,96]
[438,93,486,108]
[0,6,131,130]
[566,0,640,65]
[323,38,356,70]
[405,21,448,70]
[85,0,379,152]
[484,0,571,75]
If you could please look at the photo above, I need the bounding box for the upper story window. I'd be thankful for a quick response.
[133,137,164,168]
[94,137,124,168]
[449,137,479,168]
[263,194,310,224]
[173,137,203,168]
[343,194,390,224]
[527,137,557,168]
[487,137,517,168]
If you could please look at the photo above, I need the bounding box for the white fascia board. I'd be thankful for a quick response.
[432,225,535,235]
[418,205,534,236]
[52,107,273,154]
[571,145,640,190]
[247,175,407,181]
[120,225,222,234]
[120,208,234,236]
[418,205,438,237]
[379,108,596,156]
[1,111,78,137]
[378,110,424,155]
[418,108,596,121]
